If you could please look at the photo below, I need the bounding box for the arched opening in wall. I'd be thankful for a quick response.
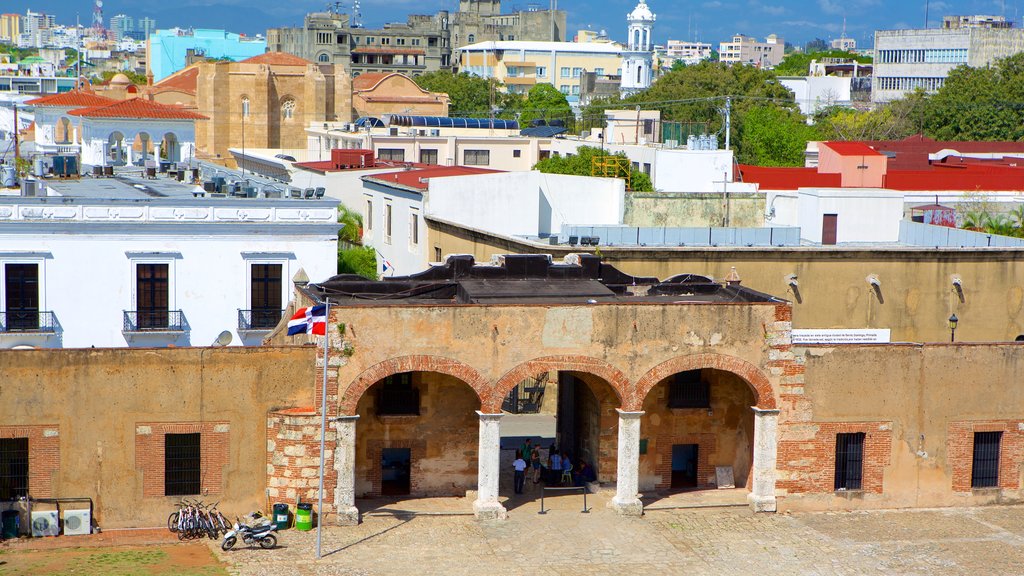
[135,132,153,165]
[639,368,755,504]
[1016,334,1024,342]
[497,368,621,507]
[56,117,72,144]
[107,131,127,166]
[161,132,180,163]
[353,371,481,500]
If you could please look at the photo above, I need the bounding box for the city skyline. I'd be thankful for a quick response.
[2,0,1019,47]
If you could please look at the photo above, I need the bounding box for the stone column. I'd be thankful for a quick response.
[748,407,780,513]
[153,142,162,164]
[610,409,644,516]
[125,138,135,166]
[473,411,507,520]
[333,415,360,525]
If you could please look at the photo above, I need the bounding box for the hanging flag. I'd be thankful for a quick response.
[375,248,394,276]
[287,305,327,336]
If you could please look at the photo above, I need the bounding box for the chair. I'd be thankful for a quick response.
[560,463,573,486]
[304,188,315,199]
[314,187,326,199]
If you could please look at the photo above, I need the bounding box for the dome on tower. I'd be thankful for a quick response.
[627,0,655,22]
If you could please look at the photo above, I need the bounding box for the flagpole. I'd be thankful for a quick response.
[316,297,331,560]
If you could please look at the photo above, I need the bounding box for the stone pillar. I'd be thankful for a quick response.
[748,407,780,513]
[473,411,507,520]
[125,138,135,166]
[610,409,644,516]
[153,142,162,163]
[333,415,360,525]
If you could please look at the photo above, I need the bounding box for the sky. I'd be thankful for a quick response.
[6,0,1021,47]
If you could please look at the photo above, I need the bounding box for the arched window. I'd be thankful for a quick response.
[636,65,642,84]
[468,34,475,43]
[281,99,295,121]
[318,53,330,63]
[241,97,250,118]
[633,29,640,50]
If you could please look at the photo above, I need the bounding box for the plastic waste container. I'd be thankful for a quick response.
[295,503,313,531]
[272,503,290,530]
[2,510,19,539]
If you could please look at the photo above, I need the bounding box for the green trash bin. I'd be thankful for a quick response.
[295,503,313,531]
[2,510,19,539]
[272,503,290,530]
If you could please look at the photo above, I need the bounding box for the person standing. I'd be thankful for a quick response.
[530,445,542,484]
[549,449,562,484]
[512,451,527,494]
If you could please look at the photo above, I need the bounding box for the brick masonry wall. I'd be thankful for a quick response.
[0,425,60,498]
[135,422,230,499]
[776,422,892,494]
[266,409,337,514]
[948,420,1024,493]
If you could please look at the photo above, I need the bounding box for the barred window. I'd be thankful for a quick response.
[165,433,201,496]
[834,433,865,491]
[668,370,709,408]
[972,431,1002,488]
[464,150,490,166]
[0,438,29,500]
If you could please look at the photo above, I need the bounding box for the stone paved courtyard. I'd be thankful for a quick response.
[212,497,1024,576]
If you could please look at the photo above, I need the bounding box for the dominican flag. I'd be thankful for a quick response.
[287,305,327,336]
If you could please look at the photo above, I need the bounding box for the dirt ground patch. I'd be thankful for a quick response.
[0,543,227,576]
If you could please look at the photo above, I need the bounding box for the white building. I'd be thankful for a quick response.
[779,75,852,115]
[663,40,712,67]
[620,0,656,95]
[719,34,784,68]
[873,17,1024,102]
[360,166,624,276]
[0,195,339,349]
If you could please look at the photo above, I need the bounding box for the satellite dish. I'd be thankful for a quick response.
[212,331,233,347]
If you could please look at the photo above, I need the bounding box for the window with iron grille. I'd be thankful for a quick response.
[377,373,419,415]
[464,150,490,166]
[834,432,865,490]
[667,370,709,408]
[378,148,405,162]
[250,264,282,329]
[165,433,201,496]
[5,263,39,330]
[972,431,1002,488]
[0,437,29,500]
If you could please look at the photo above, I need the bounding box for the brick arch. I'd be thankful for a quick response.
[338,355,490,416]
[632,353,777,411]
[488,356,631,413]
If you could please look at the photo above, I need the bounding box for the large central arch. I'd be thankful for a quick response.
[489,355,630,413]
[338,355,490,415]
[632,353,777,411]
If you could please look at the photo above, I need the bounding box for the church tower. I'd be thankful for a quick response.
[620,0,656,96]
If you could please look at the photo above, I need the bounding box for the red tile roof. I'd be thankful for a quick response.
[738,165,841,190]
[240,52,311,66]
[153,65,199,94]
[365,166,502,191]
[352,72,392,91]
[25,90,118,108]
[68,98,208,120]
[822,141,882,156]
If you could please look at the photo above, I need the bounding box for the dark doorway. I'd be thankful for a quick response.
[380,448,411,495]
[671,444,699,488]
[822,213,838,245]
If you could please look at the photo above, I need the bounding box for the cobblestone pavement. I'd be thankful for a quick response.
[212,499,1024,576]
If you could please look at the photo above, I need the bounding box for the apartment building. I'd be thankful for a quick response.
[718,34,784,68]
[873,15,1024,102]
[663,40,713,67]
[0,13,21,43]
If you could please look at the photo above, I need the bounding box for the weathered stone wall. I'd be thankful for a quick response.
[624,191,766,228]
[639,370,755,491]
[354,373,480,497]
[266,408,337,516]
[781,343,1024,511]
[426,221,1024,342]
[0,346,315,528]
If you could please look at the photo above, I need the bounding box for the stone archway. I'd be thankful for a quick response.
[632,353,777,411]
[489,355,630,413]
[338,355,490,416]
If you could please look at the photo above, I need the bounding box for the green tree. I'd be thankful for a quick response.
[923,54,1024,141]
[518,83,573,125]
[804,38,829,53]
[337,246,378,279]
[774,50,871,76]
[740,105,819,166]
[414,71,510,117]
[814,91,926,141]
[534,145,654,191]
[98,69,148,85]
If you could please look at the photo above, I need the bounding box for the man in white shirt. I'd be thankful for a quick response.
[513,453,527,494]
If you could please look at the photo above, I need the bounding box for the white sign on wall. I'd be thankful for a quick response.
[792,329,891,345]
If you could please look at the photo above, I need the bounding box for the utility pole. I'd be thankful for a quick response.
[723,96,731,151]
[924,0,930,29]
[13,104,19,165]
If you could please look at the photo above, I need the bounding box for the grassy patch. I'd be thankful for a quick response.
[0,545,228,576]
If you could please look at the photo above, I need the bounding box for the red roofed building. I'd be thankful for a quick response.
[351,72,449,119]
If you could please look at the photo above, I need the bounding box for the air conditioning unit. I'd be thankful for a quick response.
[429,129,440,137]
[63,509,91,535]
[407,129,417,136]
[31,510,59,537]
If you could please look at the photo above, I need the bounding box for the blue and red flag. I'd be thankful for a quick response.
[287,305,327,336]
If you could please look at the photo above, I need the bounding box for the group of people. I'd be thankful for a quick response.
[511,438,597,495]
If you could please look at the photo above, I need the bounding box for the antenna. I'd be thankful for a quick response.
[212,330,233,347]
[352,0,362,28]
[93,0,105,38]
[924,0,929,29]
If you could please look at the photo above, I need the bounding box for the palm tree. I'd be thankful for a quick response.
[984,213,1016,237]
[1010,204,1024,234]
[961,210,987,231]
[337,204,363,248]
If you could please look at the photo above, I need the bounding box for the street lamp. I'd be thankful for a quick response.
[948,313,958,343]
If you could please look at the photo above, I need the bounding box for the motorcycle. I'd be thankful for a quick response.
[221,511,278,551]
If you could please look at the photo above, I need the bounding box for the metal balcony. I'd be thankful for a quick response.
[238,308,284,331]
[0,311,57,333]
[123,310,186,333]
